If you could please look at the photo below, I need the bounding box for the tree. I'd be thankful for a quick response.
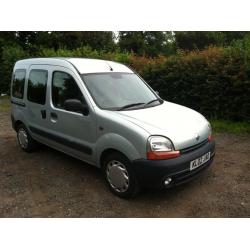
[16,32,38,48]
[118,32,145,55]
[219,32,249,45]
[143,32,175,57]
[174,31,250,51]
[50,32,116,51]
[0,32,17,47]
[174,32,217,51]
[0,32,19,94]
[0,32,116,52]
[118,31,175,57]
[0,32,18,56]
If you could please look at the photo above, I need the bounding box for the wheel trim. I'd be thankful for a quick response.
[18,128,28,149]
[106,160,129,193]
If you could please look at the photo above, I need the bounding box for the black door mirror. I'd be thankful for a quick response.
[63,99,89,116]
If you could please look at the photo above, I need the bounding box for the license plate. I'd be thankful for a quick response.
[190,152,211,171]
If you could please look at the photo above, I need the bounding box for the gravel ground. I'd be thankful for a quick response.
[0,110,249,217]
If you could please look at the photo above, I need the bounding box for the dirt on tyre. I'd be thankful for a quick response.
[16,124,38,152]
[102,152,140,198]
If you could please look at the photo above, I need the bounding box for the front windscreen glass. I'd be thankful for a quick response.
[81,73,161,110]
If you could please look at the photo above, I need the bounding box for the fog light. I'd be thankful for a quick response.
[164,177,172,186]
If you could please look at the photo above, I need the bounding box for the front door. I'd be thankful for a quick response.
[45,66,96,164]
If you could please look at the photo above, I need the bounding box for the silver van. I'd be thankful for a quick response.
[11,58,215,198]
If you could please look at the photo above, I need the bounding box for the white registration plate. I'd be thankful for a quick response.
[190,152,211,171]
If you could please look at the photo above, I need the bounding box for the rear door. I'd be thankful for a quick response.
[25,65,49,138]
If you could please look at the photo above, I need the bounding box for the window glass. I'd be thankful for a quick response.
[82,73,157,110]
[12,69,26,99]
[52,71,84,110]
[27,70,48,105]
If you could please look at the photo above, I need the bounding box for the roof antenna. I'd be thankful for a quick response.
[106,62,113,71]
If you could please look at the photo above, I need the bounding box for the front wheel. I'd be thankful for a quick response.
[102,152,140,198]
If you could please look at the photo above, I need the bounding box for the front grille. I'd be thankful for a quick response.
[181,139,208,154]
[174,161,210,185]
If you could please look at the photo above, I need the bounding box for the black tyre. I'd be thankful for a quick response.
[16,124,38,152]
[102,152,140,198]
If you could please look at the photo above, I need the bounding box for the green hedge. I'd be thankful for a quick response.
[0,45,28,94]
[142,47,250,121]
[0,44,249,122]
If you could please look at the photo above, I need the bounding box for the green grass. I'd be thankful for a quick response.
[0,95,11,112]
[210,120,250,134]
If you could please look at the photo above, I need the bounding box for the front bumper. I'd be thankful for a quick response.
[132,140,215,188]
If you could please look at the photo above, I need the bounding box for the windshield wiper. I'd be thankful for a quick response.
[118,102,145,111]
[144,99,160,107]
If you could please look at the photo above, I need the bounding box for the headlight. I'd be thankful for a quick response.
[148,136,174,152]
[147,136,180,160]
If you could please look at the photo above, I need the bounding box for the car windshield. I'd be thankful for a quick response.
[81,72,161,110]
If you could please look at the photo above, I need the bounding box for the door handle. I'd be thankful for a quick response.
[50,112,58,119]
[50,112,58,122]
[41,109,46,119]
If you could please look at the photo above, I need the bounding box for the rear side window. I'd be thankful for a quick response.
[52,71,85,109]
[12,69,26,99]
[27,70,48,105]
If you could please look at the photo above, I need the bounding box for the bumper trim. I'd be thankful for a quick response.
[132,140,215,188]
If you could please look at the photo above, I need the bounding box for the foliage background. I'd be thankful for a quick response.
[0,31,249,122]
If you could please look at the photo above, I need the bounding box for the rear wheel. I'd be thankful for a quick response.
[16,124,38,152]
[102,152,140,198]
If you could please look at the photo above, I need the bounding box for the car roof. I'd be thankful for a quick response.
[14,57,133,74]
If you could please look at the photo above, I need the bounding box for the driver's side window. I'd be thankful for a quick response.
[52,71,85,110]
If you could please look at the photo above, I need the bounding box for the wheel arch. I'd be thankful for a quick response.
[100,148,129,168]
[14,120,25,131]
[96,133,142,168]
